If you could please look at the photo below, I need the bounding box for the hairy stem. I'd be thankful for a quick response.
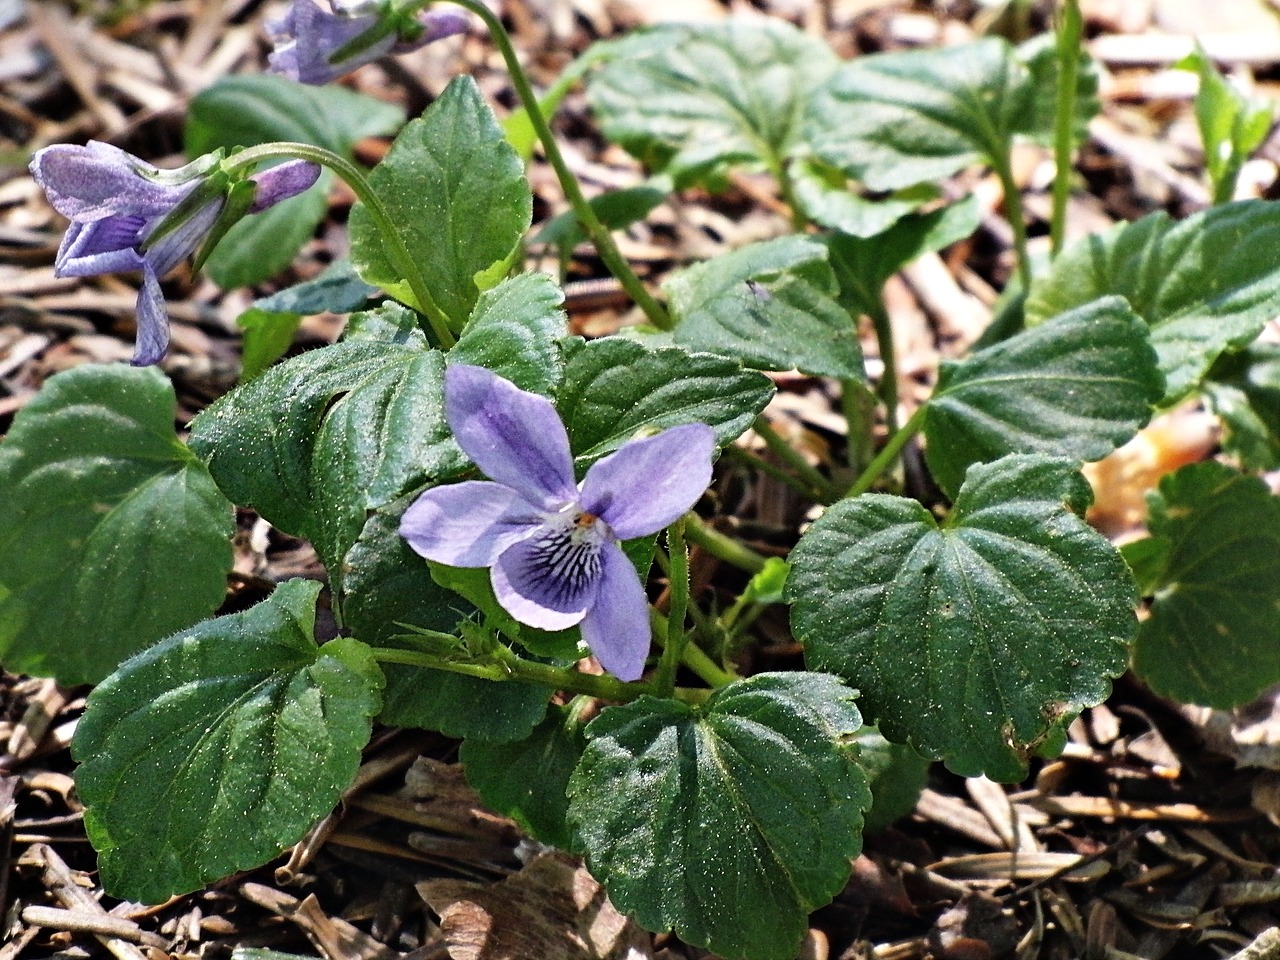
[653,519,690,696]
[1050,0,1083,258]
[683,514,768,574]
[844,402,928,499]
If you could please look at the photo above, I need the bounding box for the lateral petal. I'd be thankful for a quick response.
[445,365,577,511]
[580,423,716,540]
[400,481,542,567]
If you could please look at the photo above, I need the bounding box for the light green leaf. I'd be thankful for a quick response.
[923,296,1163,497]
[451,273,569,395]
[235,308,304,382]
[568,672,869,960]
[665,235,864,379]
[790,159,935,238]
[557,338,774,465]
[1025,200,1280,402]
[787,454,1136,780]
[462,702,588,849]
[0,365,232,685]
[533,185,667,255]
[804,38,1037,191]
[1204,343,1280,470]
[73,580,383,903]
[349,76,531,327]
[1132,462,1280,709]
[856,727,931,833]
[587,19,837,182]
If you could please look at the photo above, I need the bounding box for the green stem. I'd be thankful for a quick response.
[1049,0,1083,258]
[650,608,736,689]
[844,403,927,499]
[991,151,1034,293]
[444,0,673,330]
[753,416,831,501]
[226,142,456,348]
[682,514,767,574]
[653,519,690,695]
[724,445,824,500]
[867,302,900,436]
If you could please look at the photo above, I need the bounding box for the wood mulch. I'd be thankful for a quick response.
[5,0,1280,957]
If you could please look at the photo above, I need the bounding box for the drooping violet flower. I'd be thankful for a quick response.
[29,141,320,365]
[400,365,716,682]
[266,0,469,86]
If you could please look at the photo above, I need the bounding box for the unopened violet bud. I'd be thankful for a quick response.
[29,141,319,365]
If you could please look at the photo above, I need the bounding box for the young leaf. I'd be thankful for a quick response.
[804,38,1038,191]
[568,672,870,960]
[0,365,232,685]
[73,580,384,903]
[342,506,553,740]
[923,296,1163,498]
[827,197,982,319]
[790,159,935,238]
[461,702,589,849]
[664,236,865,379]
[856,728,931,833]
[787,455,1136,780]
[587,20,837,183]
[349,75,531,327]
[1025,200,1280,402]
[236,308,304,382]
[1204,343,1280,470]
[1132,462,1280,709]
[451,273,569,396]
[1017,33,1101,146]
[557,338,774,465]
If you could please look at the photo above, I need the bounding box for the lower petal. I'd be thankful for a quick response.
[400,481,541,567]
[579,541,652,682]
[131,265,169,366]
[491,524,603,629]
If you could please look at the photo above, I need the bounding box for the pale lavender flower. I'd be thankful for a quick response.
[400,365,716,681]
[266,0,469,85]
[30,141,319,365]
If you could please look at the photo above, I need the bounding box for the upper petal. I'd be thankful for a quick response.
[400,480,542,568]
[579,423,716,540]
[445,365,576,511]
[30,142,192,221]
[579,541,652,681]
[249,160,322,213]
[490,518,603,629]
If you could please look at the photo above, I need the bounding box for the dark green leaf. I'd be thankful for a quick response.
[1018,34,1101,146]
[568,672,869,960]
[828,197,982,319]
[254,258,378,316]
[1026,201,1280,402]
[787,454,1136,780]
[664,235,865,379]
[349,76,531,327]
[587,20,837,183]
[345,301,429,346]
[1132,462,1280,708]
[185,74,404,158]
[923,296,1163,498]
[74,580,383,903]
[533,185,667,253]
[790,159,934,238]
[451,273,568,395]
[557,338,774,465]
[856,727,931,833]
[1204,343,1280,470]
[462,702,588,848]
[0,365,232,685]
[804,38,1038,190]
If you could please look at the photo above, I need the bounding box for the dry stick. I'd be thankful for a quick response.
[20,906,169,946]
[27,843,153,960]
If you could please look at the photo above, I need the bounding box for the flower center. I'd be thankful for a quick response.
[521,510,607,607]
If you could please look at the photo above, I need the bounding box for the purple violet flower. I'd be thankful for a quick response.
[400,365,716,682]
[266,0,469,85]
[29,141,320,365]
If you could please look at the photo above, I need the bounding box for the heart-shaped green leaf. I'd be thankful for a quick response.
[787,455,1136,780]
[664,235,865,379]
[1132,462,1280,709]
[0,365,232,684]
[923,296,1163,497]
[74,580,383,903]
[1026,200,1280,402]
[1204,343,1280,470]
[568,672,869,960]
[349,75,531,326]
[587,19,837,182]
[451,273,569,396]
[557,338,774,465]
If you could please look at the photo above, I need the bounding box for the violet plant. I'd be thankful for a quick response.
[4,1,1280,957]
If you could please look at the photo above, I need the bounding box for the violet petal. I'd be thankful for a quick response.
[131,264,169,366]
[579,423,716,540]
[266,0,390,84]
[445,365,576,511]
[490,521,602,628]
[394,7,469,51]
[249,160,322,213]
[400,481,542,567]
[578,541,651,681]
[54,220,148,278]
[30,142,192,221]
[142,197,224,277]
